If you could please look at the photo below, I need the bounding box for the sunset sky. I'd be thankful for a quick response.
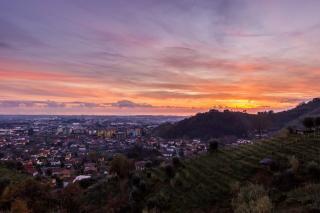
[0,0,319,115]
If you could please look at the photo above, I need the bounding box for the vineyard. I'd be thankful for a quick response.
[146,134,320,212]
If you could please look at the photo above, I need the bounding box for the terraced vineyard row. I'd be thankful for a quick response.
[151,135,320,212]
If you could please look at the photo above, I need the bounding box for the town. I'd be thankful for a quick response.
[0,115,207,188]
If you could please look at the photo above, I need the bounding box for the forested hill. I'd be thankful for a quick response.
[154,98,320,139]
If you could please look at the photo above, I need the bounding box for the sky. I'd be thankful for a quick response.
[0,0,320,115]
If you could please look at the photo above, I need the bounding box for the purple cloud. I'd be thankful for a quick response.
[1,0,320,115]
[110,100,152,108]
[0,100,153,109]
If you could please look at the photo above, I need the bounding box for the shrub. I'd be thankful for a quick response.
[110,154,134,179]
[230,181,240,195]
[272,171,296,191]
[306,161,320,180]
[164,165,175,178]
[289,156,299,173]
[11,199,31,213]
[170,173,183,188]
[0,177,10,195]
[208,139,219,153]
[232,184,272,213]
[287,126,295,135]
[255,196,273,213]
[1,179,54,213]
[287,184,320,210]
[172,157,181,168]
[147,193,170,210]
[131,175,141,186]
[59,184,83,212]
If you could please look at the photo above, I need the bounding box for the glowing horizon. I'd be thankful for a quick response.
[0,0,319,115]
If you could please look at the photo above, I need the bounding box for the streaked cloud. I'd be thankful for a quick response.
[0,100,207,115]
[0,0,320,115]
[110,100,152,108]
[0,100,135,108]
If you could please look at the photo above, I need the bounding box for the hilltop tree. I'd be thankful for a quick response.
[303,117,315,131]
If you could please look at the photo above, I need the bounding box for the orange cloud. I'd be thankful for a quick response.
[1,55,320,115]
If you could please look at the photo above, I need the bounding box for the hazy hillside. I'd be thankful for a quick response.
[154,98,320,139]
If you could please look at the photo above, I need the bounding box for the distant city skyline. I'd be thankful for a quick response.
[0,0,319,115]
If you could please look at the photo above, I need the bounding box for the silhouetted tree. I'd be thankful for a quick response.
[315,117,320,134]
[55,177,63,188]
[178,148,184,158]
[110,154,133,179]
[1,179,54,213]
[287,126,295,135]
[0,178,10,195]
[208,139,219,153]
[59,184,83,212]
[11,199,31,213]
[172,157,181,168]
[303,117,315,131]
[164,165,175,178]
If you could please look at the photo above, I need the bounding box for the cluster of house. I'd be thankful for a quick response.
[0,117,209,188]
[147,138,207,158]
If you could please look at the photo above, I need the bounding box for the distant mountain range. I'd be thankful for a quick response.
[154,98,320,139]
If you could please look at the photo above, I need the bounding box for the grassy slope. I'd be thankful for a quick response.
[147,134,320,212]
